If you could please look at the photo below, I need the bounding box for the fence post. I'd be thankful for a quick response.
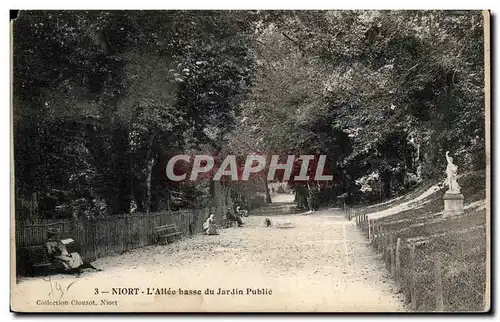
[368,219,372,243]
[390,233,395,276]
[378,225,382,253]
[395,238,401,292]
[379,224,383,253]
[410,243,417,310]
[435,256,444,312]
[384,228,389,269]
[381,227,385,259]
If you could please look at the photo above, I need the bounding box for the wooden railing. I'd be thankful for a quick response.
[344,206,486,312]
[15,208,210,274]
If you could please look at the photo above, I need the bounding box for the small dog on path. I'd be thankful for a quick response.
[264,218,271,227]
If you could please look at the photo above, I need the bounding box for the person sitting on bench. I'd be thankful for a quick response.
[45,229,101,275]
[226,207,244,227]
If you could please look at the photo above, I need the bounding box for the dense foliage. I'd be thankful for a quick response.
[13,10,258,219]
[13,10,485,219]
[231,10,485,204]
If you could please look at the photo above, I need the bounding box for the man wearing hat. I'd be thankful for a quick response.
[45,228,100,275]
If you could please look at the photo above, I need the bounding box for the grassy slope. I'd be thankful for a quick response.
[359,171,487,312]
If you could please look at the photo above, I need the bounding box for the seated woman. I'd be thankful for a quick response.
[45,229,101,275]
[203,214,219,235]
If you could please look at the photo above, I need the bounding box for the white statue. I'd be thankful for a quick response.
[445,151,461,193]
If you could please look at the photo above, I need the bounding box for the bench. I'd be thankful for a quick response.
[26,245,56,276]
[155,224,182,244]
[21,242,81,276]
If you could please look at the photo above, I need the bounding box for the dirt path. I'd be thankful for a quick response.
[12,207,407,312]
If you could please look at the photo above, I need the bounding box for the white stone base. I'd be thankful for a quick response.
[443,192,464,217]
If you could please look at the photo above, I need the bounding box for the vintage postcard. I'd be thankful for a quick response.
[10,9,490,312]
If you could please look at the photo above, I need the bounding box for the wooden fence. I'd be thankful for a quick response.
[344,206,486,312]
[15,208,211,274]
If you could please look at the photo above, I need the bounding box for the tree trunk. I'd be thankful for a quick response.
[132,187,145,213]
[263,178,272,204]
[144,132,158,214]
[113,127,132,214]
[144,157,155,214]
[295,184,307,209]
[382,169,392,200]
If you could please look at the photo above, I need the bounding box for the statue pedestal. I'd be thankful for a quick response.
[443,192,464,217]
